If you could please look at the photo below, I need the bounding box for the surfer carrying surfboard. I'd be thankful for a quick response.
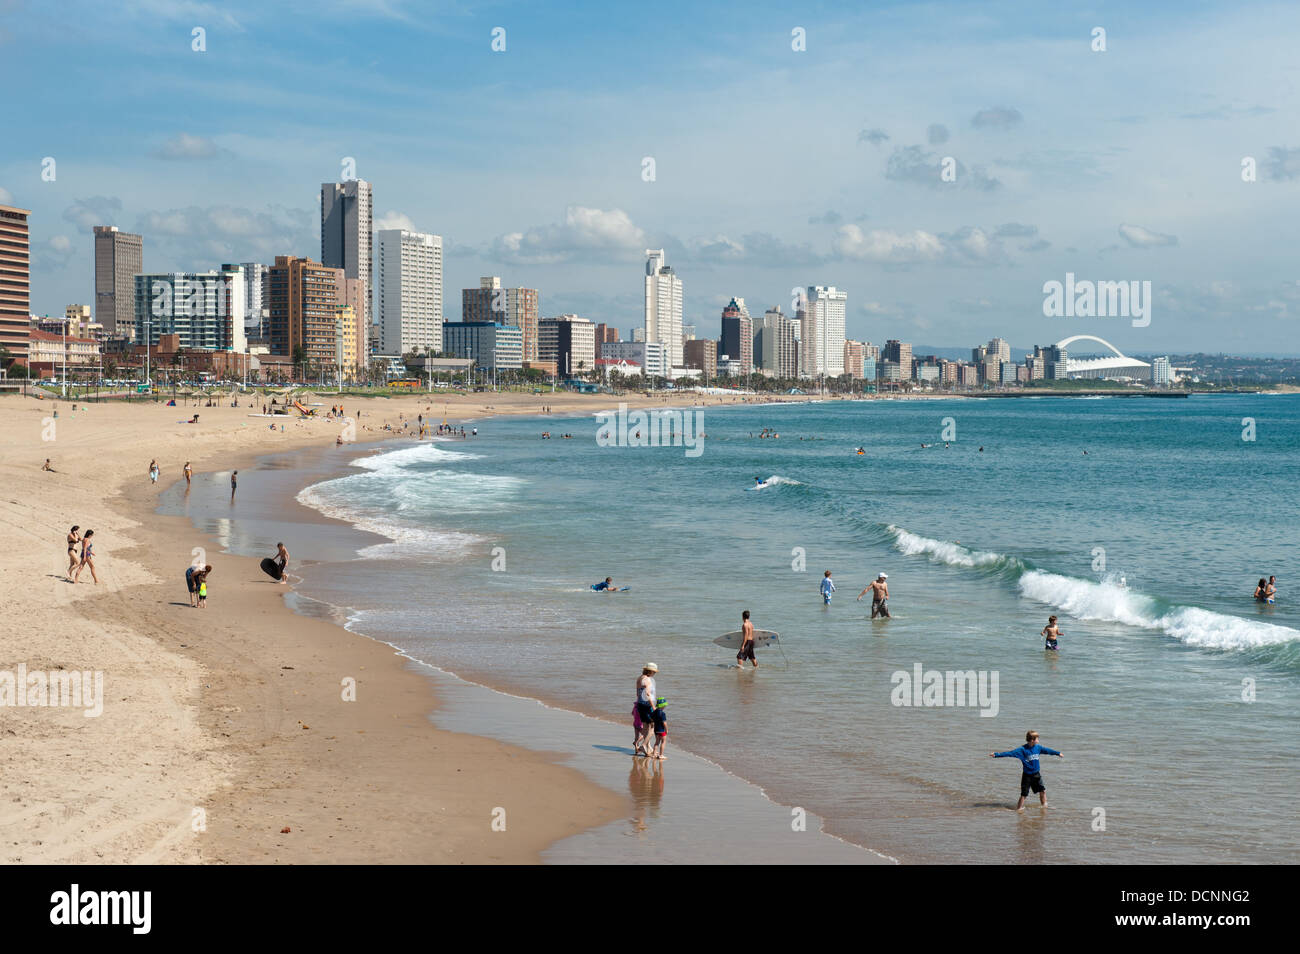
[737,610,757,668]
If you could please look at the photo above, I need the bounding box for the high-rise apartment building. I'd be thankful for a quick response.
[882,340,912,380]
[267,256,341,366]
[644,249,683,368]
[538,314,596,377]
[807,286,847,377]
[987,337,1011,364]
[683,338,717,378]
[1151,355,1172,386]
[462,277,539,360]
[844,340,868,379]
[321,179,372,352]
[133,265,247,352]
[603,340,668,378]
[93,225,142,338]
[239,262,269,338]
[375,229,443,357]
[0,204,31,364]
[719,297,753,375]
[755,306,797,379]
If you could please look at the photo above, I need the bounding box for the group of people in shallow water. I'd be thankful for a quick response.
[1254,575,1279,604]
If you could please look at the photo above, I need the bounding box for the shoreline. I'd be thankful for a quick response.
[0,389,750,863]
[165,426,890,863]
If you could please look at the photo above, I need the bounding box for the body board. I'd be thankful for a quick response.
[714,629,780,649]
[260,557,284,581]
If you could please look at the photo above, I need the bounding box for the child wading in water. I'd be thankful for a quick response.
[1041,615,1063,651]
[820,570,836,605]
[650,697,668,760]
[991,730,1064,810]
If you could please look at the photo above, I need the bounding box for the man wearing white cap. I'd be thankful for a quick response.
[857,573,891,619]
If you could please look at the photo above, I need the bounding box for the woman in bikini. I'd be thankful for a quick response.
[66,525,81,577]
[73,529,99,584]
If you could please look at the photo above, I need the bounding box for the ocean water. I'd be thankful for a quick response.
[273,395,1296,862]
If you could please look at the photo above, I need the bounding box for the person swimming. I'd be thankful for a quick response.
[754,476,766,488]
[592,577,615,592]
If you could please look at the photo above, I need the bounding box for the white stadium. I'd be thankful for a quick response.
[1055,334,1151,380]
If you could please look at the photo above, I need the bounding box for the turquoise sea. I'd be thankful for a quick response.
[223,395,1300,862]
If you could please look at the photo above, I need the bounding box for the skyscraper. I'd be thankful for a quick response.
[240,262,269,338]
[321,179,372,353]
[93,225,143,338]
[883,340,912,380]
[644,249,683,368]
[267,255,341,366]
[375,229,443,357]
[755,306,797,379]
[719,298,754,375]
[801,285,847,377]
[0,204,31,364]
[462,277,540,361]
[986,337,1011,364]
[133,265,246,352]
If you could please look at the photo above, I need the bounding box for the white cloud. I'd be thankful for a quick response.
[1118,223,1178,248]
[832,225,945,264]
[375,210,417,232]
[0,186,13,204]
[44,234,77,268]
[491,206,647,265]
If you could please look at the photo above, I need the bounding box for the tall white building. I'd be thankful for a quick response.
[240,262,269,338]
[800,285,847,377]
[1151,355,1172,386]
[643,249,683,368]
[375,229,443,355]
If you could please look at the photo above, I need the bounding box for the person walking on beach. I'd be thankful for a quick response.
[148,459,160,483]
[635,663,658,756]
[820,570,836,605]
[736,610,757,668]
[66,526,81,577]
[196,569,209,609]
[72,529,98,584]
[184,461,192,486]
[274,541,289,584]
[857,573,891,618]
[230,470,238,501]
[1041,615,1063,651]
[990,730,1064,811]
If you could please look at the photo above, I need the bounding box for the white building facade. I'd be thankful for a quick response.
[643,249,683,368]
[375,229,444,356]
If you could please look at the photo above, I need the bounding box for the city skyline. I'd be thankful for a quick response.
[4,1,1299,354]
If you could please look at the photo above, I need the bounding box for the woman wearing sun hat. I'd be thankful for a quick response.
[633,663,658,756]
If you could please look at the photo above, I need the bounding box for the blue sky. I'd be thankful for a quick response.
[3,0,1298,353]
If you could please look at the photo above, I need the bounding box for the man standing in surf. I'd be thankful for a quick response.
[736,610,757,668]
[856,573,891,619]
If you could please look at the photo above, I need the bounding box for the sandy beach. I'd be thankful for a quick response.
[0,387,809,864]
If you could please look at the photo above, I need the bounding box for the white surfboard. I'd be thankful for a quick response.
[714,629,780,649]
